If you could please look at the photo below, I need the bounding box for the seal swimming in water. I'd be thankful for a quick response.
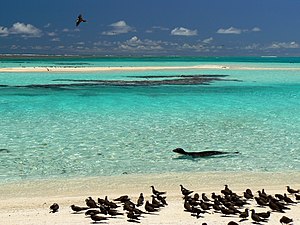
[173,148,239,158]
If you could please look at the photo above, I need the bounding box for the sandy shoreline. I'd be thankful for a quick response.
[1,172,299,224]
[1,65,300,73]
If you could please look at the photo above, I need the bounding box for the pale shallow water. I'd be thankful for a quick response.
[0,57,300,183]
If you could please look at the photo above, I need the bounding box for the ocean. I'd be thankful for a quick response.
[0,56,300,183]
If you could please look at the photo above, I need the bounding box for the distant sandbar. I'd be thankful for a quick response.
[2,65,300,73]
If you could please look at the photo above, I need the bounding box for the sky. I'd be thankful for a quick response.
[1,0,300,56]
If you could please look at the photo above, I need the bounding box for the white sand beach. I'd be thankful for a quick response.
[1,65,300,73]
[1,172,299,225]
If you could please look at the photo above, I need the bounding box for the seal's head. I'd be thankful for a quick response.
[173,148,186,154]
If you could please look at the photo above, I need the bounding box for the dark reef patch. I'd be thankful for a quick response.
[1,74,241,89]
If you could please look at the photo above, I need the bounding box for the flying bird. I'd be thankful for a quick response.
[76,14,86,27]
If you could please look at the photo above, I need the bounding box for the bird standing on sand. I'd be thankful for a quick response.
[180,184,193,196]
[280,216,293,224]
[114,195,130,203]
[151,185,166,196]
[90,214,108,223]
[239,208,249,220]
[70,204,89,212]
[86,197,98,208]
[145,200,158,212]
[283,193,297,204]
[127,210,140,221]
[286,186,300,194]
[221,185,233,195]
[137,193,144,207]
[202,193,211,202]
[76,14,86,27]
[49,203,59,213]
[256,211,271,219]
[250,209,267,223]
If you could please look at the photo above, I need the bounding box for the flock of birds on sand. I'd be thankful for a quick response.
[49,185,299,224]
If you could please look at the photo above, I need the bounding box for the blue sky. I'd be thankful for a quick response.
[1,0,300,56]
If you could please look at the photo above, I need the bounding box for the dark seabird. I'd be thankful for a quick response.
[137,193,144,207]
[199,200,211,211]
[156,195,168,205]
[280,216,293,224]
[127,210,140,220]
[123,200,136,212]
[183,199,193,212]
[221,185,233,196]
[256,211,271,219]
[107,208,123,217]
[275,193,285,201]
[245,188,254,197]
[114,195,130,203]
[150,185,166,196]
[286,186,300,194]
[220,207,236,216]
[283,193,297,204]
[151,195,164,207]
[90,214,108,223]
[191,206,206,218]
[180,184,193,196]
[85,209,101,216]
[243,191,253,199]
[254,197,269,207]
[270,198,290,212]
[202,193,211,202]
[97,197,106,205]
[213,202,222,211]
[145,200,158,212]
[239,208,249,219]
[49,203,59,213]
[86,197,98,208]
[250,209,267,223]
[70,204,89,212]
[104,196,118,208]
[258,190,268,199]
[76,14,87,27]
[193,193,200,201]
[295,193,300,200]
[228,221,239,225]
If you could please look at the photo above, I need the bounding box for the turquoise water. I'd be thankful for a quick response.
[0,57,300,182]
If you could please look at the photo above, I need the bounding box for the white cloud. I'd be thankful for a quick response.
[44,23,51,28]
[268,41,299,49]
[51,38,60,42]
[252,27,261,32]
[202,37,213,44]
[217,26,241,34]
[9,22,42,37]
[102,20,134,35]
[0,22,42,37]
[171,27,197,36]
[0,26,9,36]
[47,32,56,37]
[118,36,164,51]
[217,26,261,34]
